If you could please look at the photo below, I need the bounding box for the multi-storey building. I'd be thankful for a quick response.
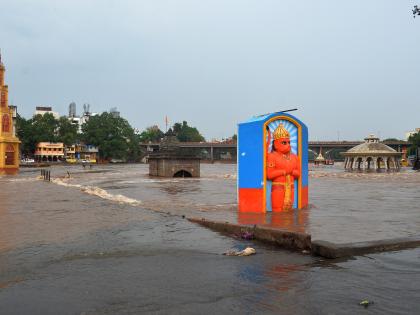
[34,142,65,162]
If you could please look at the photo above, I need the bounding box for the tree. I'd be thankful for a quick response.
[172,121,205,142]
[16,114,34,156]
[16,113,59,155]
[57,117,79,145]
[409,132,420,146]
[409,132,420,170]
[82,112,139,161]
[408,132,420,154]
[414,5,420,18]
[138,125,164,143]
[31,113,58,143]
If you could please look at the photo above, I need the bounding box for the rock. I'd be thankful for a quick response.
[224,247,256,256]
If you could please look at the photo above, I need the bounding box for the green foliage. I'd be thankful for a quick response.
[138,125,164,143]
[409,132,420,147]
[32,113,59,143]
[232,134,237,141]
[383,138,399,142]
[16,113,81,155]
[16,114,35,156]
[408,132,420,155]
[408,132,420,154]
[82,112,139,161]
[16,113,58,155]
[57,117,79,146]
[172,121,205,142]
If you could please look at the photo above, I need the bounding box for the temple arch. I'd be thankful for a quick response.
[5,144,15,165]
[377,157,384,170]
[173,170,192,178]
[366,157,373,170]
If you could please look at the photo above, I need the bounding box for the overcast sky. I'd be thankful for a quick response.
[1,0,419,140]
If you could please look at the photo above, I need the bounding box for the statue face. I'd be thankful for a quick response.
[273,138,291,154]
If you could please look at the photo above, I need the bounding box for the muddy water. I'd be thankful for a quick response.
[47,163,420,243]
[0,164,419,314]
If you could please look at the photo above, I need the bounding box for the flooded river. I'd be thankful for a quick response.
[0,164,419,314]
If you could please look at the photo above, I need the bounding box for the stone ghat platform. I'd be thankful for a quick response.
[188,218,420,259]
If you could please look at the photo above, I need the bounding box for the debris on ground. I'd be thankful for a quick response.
[224,247,256,256]
[240,231,254,240]
[359,299,374,307]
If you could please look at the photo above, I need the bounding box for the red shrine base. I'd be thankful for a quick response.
[239,186,309,213]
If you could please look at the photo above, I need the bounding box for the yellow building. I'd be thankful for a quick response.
[0,54,20,174]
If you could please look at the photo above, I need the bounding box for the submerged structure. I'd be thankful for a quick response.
[148,132,200,178]
[237,111,308,213]
[342,135,402,171]
[314,151,326,165]
[0,54,20,174]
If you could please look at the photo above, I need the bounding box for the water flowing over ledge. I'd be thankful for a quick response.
[51,177,142,206]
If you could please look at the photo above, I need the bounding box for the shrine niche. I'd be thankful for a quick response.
[2,114,10,132]
[238,111,308,213]
[0,90,6,107]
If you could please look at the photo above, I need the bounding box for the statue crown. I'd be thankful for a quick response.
[273,124,289,140]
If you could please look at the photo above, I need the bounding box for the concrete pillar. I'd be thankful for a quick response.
[351,157,357,169]
[383,156,388,169]
[210,146,214,162]
[362,157,367,170]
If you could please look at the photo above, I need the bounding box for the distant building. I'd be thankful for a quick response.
[110,107,120,118]
[0,54,20,174]
[69,102,76,117]
[65,143,98,163]
[68,103,98,133]
[34,142,64,162]
[34,106,60,119]
[342,135,402,171]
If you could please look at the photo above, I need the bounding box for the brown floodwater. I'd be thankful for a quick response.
[0,164,419,314]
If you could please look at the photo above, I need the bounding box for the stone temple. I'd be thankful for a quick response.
[342,135,402,171]
[148,132,200,178]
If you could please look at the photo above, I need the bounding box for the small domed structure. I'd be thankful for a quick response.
[342,135,402,171]
[314,152,326,165]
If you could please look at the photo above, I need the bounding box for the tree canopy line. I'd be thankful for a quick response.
[408,131,420,170]
[16,113,207,161]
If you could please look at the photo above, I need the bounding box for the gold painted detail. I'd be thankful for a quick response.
[283,175,293,210]
[273,124,290,140]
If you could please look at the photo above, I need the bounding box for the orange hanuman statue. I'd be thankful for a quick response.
[266,124,301,211]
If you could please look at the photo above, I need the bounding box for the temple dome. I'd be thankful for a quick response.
[342,134,402,171]
[343,134,398,156]
[315,152,325,161]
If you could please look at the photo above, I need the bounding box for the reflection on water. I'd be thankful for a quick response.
[238,210,309,234]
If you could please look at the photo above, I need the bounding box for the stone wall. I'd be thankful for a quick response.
[149,158,200,177]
